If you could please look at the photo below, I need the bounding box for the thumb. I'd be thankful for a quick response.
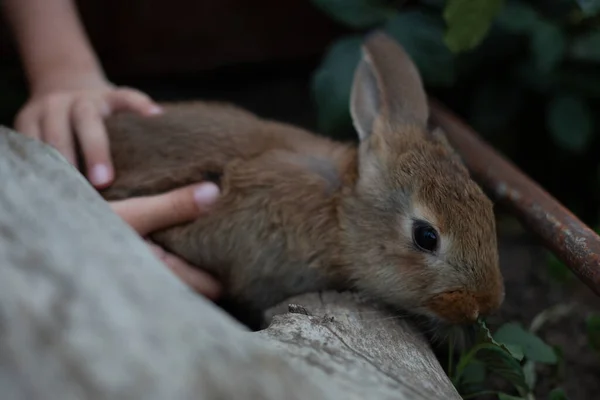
[110,182,220,236]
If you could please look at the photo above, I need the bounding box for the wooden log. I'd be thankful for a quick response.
[0,126,460,399]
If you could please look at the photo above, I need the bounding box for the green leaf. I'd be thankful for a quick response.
[454,343,529,394]
[552,345,567,380]
[575,0,600,16]
[309,0,396,29]
[504,344,524,362]
[456,321,529,393]
[462,362,486,383]
[461,359,487,389]
[443,0,505,53]
[547,94,593,153]
[549,387,569,400]
[311,36,362,136]
[586,313,600,351]
[523,360,537,389]
[494,322,558,364]
[569,30,600,63]
[454,321,529,395]
[531,20,566,73]
[498,394,525,400]
[384,11,456,86]
[495,2,540,33]
[477,320,524,361]
[476,344,529,393]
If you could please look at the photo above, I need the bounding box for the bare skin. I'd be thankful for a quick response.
[2,0,220,298]
[111,181,223,300]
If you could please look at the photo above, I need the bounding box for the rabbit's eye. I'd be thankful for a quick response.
[412,221,438,252]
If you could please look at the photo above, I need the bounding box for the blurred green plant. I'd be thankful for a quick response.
[443,0,505,52]
[448,319,562,399]
[310,0,600,146]
[549,387,569,400]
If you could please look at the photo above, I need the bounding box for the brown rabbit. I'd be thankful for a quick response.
[100,31,504,328]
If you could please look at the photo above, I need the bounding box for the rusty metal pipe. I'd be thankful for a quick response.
[428,98,600,297]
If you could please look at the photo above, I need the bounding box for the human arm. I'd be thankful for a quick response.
[2,0,162,188]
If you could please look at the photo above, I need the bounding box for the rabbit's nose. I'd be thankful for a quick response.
[470,308,480,321]
[474,289,504,319]
[425,290,480,324]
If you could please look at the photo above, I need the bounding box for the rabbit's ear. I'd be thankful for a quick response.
[350,53,380,142]
[430,126,469,172]
[430,126,457,155]
[350,31,429,141]
[430,126,460,159]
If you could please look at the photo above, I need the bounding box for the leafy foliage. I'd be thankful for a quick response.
[522,360,536,389]
[458,360,487,395]
[451,321,527,398]
[443,0,505,53]
[494,2,539,33]
[531,19,566,73]
[547,94,593,153]
[494,322,558,364]
[549,387,569,400]
[447,319,564,399]
[575,0,600,16]
[311,36,362,136]
[383,11,456,85]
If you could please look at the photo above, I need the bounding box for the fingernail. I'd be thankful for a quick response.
[193,183,220,208]
[90,164,111,186]
[148,105,163,115]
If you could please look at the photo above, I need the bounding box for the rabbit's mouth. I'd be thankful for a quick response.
[424,290,480,325]
[423,288,503,327]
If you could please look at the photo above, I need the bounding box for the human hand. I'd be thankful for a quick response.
[109,181,222,300]
[14,77,162,189]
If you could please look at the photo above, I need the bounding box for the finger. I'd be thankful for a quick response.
[71,97,114,188]
[146,241,222,299]
[165,253,222,299]
[110,182,220,236]
[40,95,77,165]
[14,105,42,140]
[107,88,163,116]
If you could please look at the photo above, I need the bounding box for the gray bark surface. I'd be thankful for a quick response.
[0,126,461,400]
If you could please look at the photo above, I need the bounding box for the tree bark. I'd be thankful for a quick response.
[0,126,460,400]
